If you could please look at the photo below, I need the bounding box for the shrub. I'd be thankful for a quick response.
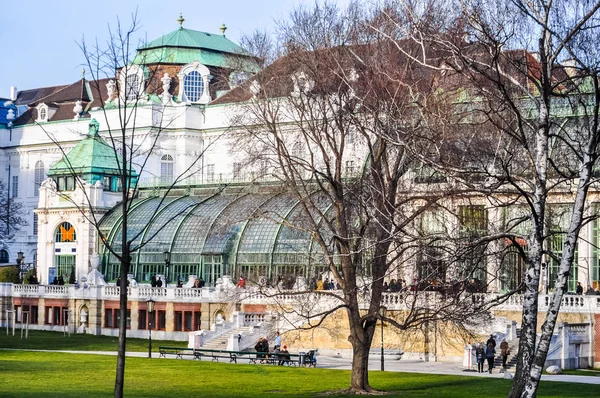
[0,265,20,283]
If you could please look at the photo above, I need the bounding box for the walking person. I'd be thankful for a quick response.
[485,342,496,374]
[475,343,485,373]
[486,334,496,348]
[274,331,281,349]
[500,339,510,369]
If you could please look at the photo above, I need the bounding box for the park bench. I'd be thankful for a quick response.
[193,348,241,363]
[158,346,202,360]
[157,346,317,367]
[250,350,316,367]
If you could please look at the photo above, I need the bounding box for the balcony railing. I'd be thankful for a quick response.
[7,284,600,314]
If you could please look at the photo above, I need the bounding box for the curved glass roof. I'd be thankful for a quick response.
[98,191,340,283]
[171,195,236,254]
[202,193,270,254]
[237,195,298,254]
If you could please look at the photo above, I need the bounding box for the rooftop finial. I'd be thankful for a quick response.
[219,23,227,36]
[82,68,86,79]
[89,119,99,136]
[177,13,185,28]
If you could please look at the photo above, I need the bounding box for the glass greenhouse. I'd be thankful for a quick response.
[98,192,341,286]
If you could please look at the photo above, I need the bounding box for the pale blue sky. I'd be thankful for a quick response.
[0,0,349,97]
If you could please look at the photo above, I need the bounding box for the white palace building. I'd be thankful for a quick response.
[0,18,599,368]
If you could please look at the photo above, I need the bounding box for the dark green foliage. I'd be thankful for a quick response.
[0,265,20,283]
[24,268,38,284]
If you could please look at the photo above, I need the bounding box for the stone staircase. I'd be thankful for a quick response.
[201,326,253,350]
[494,331,520,370]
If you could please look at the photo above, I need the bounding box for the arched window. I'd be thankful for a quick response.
[53,222,77,284]
[177,61,211,104]
[0,250,8,263]
[34,160,44,197]
[36,104,50,122]
[160,154,174,185]
[184,71,204,102]
[55,222,77,243]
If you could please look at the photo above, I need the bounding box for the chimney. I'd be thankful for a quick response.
[562,59,578,77]
[10,86,17,101]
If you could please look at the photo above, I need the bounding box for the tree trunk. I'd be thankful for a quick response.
[343,267,377,394]
[114,180,130,397]
[508,281,539,398]
[114,251,129,398]
[349,337,373,392]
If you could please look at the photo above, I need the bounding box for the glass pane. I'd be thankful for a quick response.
[172,195,237,253]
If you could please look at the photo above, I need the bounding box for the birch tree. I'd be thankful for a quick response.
[400,1,600,396]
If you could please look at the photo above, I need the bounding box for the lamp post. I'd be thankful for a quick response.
[147,298,155,358]
[16,251,24,283]
[163,250,171,286]
[380,305,387,372]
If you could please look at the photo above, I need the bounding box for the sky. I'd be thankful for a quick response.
[0,0,349,97]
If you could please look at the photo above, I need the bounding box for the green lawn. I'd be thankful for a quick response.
[0,350,598,397]
[561,369,600,377]
[0,330,182,352]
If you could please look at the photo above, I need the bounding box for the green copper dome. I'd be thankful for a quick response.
[48,119,138,186]
[133,27,258,71]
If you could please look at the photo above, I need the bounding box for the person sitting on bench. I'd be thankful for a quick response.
[279,345,291,366]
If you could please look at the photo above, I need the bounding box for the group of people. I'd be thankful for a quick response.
[254,331,291,365]
[475,335,510,374]
[383,279,404,292]
[578,282,600,295]
[150,276,163,287]
[315,278,338,290]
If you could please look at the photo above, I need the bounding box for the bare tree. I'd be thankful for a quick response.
[227,2,493,393]
[36,13,222,397]
[0,180,27,249]
[398,0,600,396]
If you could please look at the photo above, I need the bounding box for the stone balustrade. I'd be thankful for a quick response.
[9,284,215,302]
[6,284,600,314]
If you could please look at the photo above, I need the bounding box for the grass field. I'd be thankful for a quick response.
[0,332,598,397]
[0,330,182,352]
[0,350,598,398]
[561,369,600,377]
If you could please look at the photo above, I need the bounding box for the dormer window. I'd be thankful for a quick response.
[119,65,145,102]
[178,61,212,104]
[36,103,49,122]
[184,71,204,102]
[126,74,140,100]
